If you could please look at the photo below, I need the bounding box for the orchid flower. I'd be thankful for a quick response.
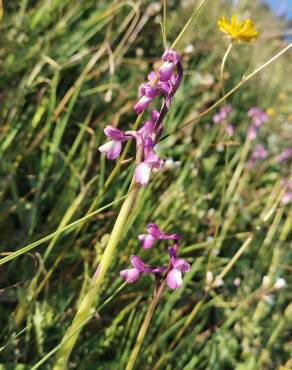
[120,242,189,290]
[247,124,257,141]
[276,148,292,163]
[248,107,269,127]
[212,104,232,124]
[98,125,131,160]
[158,49,181,82]
[138,223,180,249]
[212,104,234,136]
[120,255,147,283]
[166,246,190,289]
[134,138,164,186]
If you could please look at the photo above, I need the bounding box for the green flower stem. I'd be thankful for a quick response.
[53,180,141,370]
[219,42,233,97]
[125,282,165,370]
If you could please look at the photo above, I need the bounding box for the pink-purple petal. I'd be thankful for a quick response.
[166,269,183,290]
[130,255,146,271]
[138,233,156,249]
[104,125,128,141]
[172,258,190,273]
[120,268,140,283]
[134,162,151,185]
[98,140,122,160]
[134,96,153,114]
[146,223,161,238]
[158,62,174,82]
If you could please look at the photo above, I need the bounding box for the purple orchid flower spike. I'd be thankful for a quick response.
[134,49,183,115]
[276,148,292,163]
[248,107,269,127]
[138,223,180,249]
[98,125,131,160]
[212,104,232,124]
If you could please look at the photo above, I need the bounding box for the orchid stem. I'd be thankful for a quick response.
[125,282,165,370]
[53,179,141,370]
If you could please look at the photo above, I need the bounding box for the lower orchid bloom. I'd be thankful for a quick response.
[138,223,180,249]
[120,245,189,290]
[119,255,146,283]
[166,256,190,289]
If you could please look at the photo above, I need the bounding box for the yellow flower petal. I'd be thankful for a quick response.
[217,15,258,43]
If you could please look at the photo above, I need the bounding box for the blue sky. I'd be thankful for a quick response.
[262,0,292,19]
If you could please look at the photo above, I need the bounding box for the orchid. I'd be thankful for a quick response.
[212,104,232,124]
[166,246,190,289]
[159,49,181,82]
[99,48,183,187]
[212,104,234,136]
[98,125,131,160]
[276,148,292,163]
[138,223,180,249]
[248,107,269,127]
[120,243,189,290]
[247,107,268,141]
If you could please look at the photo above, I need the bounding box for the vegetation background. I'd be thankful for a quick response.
[0,0,291,369]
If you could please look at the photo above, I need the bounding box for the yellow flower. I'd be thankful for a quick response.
[217,15,258,43]
[266,107,274,117]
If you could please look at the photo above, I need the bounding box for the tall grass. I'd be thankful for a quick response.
[0,1,291,369]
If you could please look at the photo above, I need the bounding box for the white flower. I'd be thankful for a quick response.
[274,278,286,290]
[214,276,224,287]
[184,44,194,54]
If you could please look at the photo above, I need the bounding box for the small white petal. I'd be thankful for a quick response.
[274,278,286,290]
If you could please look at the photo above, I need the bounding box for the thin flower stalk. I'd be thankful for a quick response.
[125,281,165,370]
[219,42,233,97]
